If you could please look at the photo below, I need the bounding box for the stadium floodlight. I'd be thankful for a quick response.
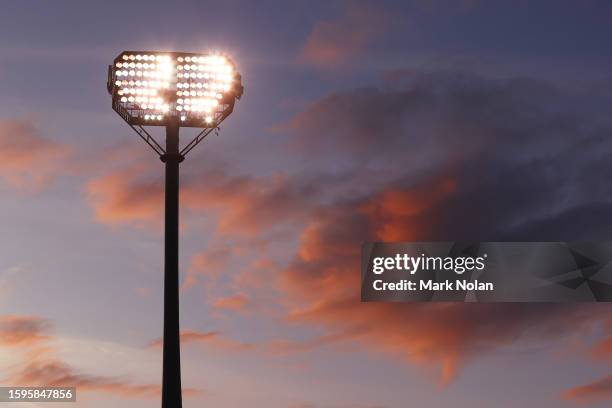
[107,50,243,408]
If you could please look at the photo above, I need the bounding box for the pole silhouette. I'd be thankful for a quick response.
[161,119,183,408]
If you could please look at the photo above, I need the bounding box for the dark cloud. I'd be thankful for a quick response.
[278,71,612,384]
[283,71,612,239]
[506,203,612,241]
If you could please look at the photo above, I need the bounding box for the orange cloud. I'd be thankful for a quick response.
[232,257,281,292]
[213,294,250,311]
[1,314,182,399]
[148,330,254,352]
[86,164,313,234]
[0,315,50,346]
[279,195,610,385]
[359,176,458,241]
[183,247,234,291]
[0,119,71,191]
[563,375,612,404]
[12,359,162,398]
[298,2,396,67]
[182,172,313,236]
[11,356,199,398]
[591,336,612,361]
[85,162,163,227]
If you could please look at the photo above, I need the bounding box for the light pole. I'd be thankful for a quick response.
[107,51,243,408]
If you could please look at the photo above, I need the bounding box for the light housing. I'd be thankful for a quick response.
[107,51,243,128]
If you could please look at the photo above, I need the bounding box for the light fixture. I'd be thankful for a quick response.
[107,50,243,408]
[108,51,243,129]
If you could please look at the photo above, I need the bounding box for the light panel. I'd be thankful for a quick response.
[107,51,243,127]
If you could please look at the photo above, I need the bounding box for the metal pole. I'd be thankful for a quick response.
[161,119,182,408]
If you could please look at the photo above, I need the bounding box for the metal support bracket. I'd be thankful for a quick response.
[129,124,166,156]
[180,126,220,157]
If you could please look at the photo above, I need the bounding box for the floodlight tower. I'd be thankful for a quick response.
[107,51,243,408]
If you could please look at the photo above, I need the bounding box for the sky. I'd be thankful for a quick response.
[1,0,612,407]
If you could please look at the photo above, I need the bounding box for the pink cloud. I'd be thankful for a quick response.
[85,162,162,227]
[564,375,612,404]
[213,294,250,311]
[0,315,50,346]
[0,314,188,399]
[12,359,163,398]
[591,336,612,361]
[279,197,610,384]
[148,330,254,352]
[183,247,234,291]
[86,164,313,235]
[0,119,71,191]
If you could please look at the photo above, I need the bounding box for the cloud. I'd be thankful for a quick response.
[0,314,176,399]
[282,71,612,239]
[0,315,50,346]
[10,354,200,398]
[232,257,281,292]
[87,164,316,234]
[85,162,163,227]
[266,329,364,356]
[181,171,316,236]
[285,73,583,163]
[87,70,612,386]
[148,330,254,352]
[213,294,250,311]
[275,71,612,383]
[280,201,609,383]
[183,247,235,291]
[298,2,397,67]
[591,336,612,361]
[11,359,162,398]
[290,404,385,408]
[0,119,71,191]
[563,375,612,404]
